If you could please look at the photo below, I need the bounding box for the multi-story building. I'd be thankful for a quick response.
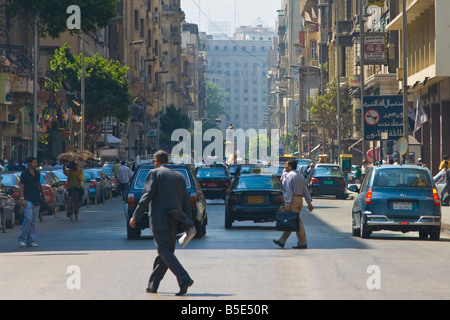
[181,23,207,122]
[387,0,450,174]
[206,25,274,134]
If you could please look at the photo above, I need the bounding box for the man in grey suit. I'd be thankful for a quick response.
[129,150,194,296]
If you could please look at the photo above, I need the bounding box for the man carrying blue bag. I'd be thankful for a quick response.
[273,159,314,249]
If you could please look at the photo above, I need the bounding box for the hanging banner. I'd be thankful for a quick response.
[363,33,388,65]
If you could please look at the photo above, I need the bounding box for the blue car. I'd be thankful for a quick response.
[350,165,441,240]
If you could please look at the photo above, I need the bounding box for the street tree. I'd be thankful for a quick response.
[309,80,353,158]
[47,43,131,147]
[2,0,119,38]
[160,105,191,151]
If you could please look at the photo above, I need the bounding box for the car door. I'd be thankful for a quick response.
[352,167,373,226]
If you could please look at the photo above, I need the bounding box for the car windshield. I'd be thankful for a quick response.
[134,168,191,189]
[52,170,67,180]
[0,174,16,186]
[236,176,282,190]
[102,168,113,176]
[197,168,227,178]
[315,167,342,177]
[374,168,432,188]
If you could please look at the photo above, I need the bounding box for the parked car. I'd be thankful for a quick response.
[196,166,231,200]
[308,164,347,199]
[90,169,112,200]
[101,166,119,196]
[83,169,105,204]
[434,169,449,206]
[125,164,207,239]
[349,165,441,240]
[0,176,16,229]
[41,170,65,210]
[225,173,285,228]
[0,172,22,223]
[52,168,89,206]
[39,173,56,215]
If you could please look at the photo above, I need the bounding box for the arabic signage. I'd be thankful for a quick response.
[363,33,388,65]
[363,95,404,141]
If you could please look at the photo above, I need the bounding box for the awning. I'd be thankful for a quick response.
[97,134,122,144]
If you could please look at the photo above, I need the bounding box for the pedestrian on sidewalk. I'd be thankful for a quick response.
[274,159,314,249]
[18,157,44,247]
[117,160,131,201]
[128,150,194,296]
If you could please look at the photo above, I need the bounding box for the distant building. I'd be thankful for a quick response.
[206,26,274,133]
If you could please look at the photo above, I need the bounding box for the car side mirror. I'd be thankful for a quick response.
[348,185,359,193]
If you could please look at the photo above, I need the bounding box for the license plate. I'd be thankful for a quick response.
[324,180,334,185]
[248,196,263,204]
[208,182,218,187]
[393,202,412,210]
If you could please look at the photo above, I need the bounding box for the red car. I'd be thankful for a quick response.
[40,173,56,215]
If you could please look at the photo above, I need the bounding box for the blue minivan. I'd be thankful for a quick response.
[349,165,441,240]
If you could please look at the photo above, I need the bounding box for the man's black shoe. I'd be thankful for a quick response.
[146,288,157,293]
[292,245,307,249]
[176,280,194,296]
[273,239,285,248]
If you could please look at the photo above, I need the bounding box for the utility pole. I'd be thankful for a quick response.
[359,0,365,160]
[402,0,409,164]
[335,0,341,158]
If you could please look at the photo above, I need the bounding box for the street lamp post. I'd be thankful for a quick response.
[143,58,157,156]
[127,40,144,160]
[155,71,169,151]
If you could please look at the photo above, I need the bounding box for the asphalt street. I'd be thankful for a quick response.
[1,194,450,300]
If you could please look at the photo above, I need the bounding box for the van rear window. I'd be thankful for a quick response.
[133,169,191,189]
[374,169,432,188]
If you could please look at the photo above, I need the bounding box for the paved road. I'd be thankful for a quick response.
[1,195,450,300]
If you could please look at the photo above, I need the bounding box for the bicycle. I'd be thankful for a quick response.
[67,186,82,220]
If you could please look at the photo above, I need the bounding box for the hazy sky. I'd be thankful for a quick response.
[181,0,281,34]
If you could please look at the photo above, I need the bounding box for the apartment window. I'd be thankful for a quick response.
[134,10,139,30]
[311,40,317,61]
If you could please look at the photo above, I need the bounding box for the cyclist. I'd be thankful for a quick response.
[63,161,84,219]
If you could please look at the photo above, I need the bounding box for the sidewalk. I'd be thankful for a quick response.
[442,205,450,232]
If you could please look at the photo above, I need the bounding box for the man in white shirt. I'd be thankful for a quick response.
[273,159,314,249]
[117,160,131,200]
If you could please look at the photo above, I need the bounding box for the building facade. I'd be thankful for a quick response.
[206,26,273,134]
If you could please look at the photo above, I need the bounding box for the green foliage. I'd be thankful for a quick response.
[2,0,119,38]
[206,81,227,119]
[309,80,353,143]
[48,43,131,123]
[159,105,191,150]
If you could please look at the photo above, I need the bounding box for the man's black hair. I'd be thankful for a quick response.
[287,159,298,170]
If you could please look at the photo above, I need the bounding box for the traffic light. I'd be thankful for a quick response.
[340,154,352,173]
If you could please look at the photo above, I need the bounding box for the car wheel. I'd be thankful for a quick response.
[360,214,371,238]
[429,227,440,241]
[352,214,360,237]
[419,230,429,239]
[225,209,233,229]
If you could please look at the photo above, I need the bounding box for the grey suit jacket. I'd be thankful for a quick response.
[132,165,192,232]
